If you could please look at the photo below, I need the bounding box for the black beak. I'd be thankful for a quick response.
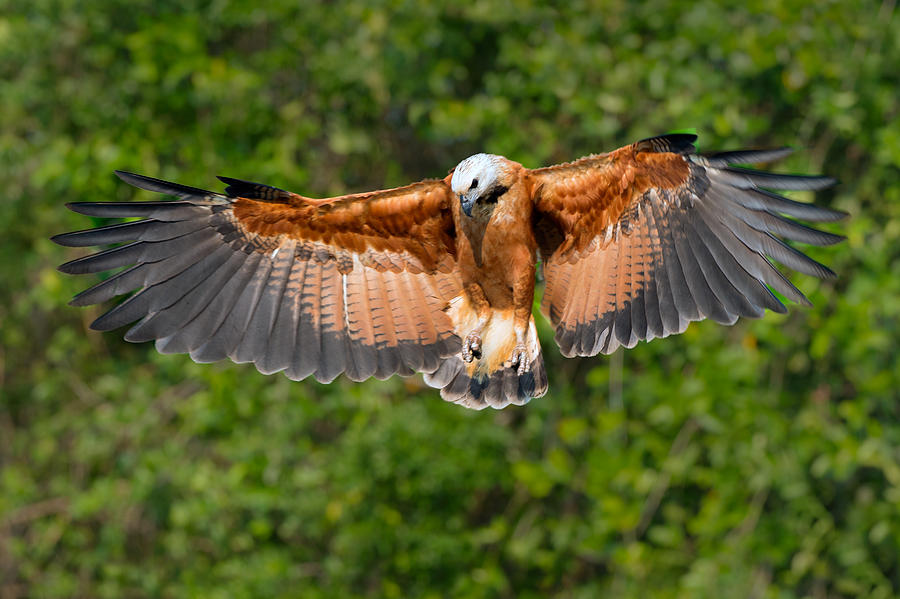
[460,194,474,217]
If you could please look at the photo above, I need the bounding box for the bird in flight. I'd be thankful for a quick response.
[54,134,844,409]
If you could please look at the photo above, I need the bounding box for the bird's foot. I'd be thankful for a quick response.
[510,344,530,375]
[462,330,482,363]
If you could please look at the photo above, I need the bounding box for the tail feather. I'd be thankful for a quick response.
[423,296,548,410]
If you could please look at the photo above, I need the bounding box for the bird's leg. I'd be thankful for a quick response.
[509,327,530,375]
[462,283,491,363]
[508,316,531,375]
[509,259,536,375]
[462,320,488,363]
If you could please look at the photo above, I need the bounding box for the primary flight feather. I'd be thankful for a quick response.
[53,134,845,409]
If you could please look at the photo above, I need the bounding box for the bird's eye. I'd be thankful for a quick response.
[470,179,478,189]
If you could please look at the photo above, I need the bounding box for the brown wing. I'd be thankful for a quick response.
[53,172,462,382]
[531,133,845,358]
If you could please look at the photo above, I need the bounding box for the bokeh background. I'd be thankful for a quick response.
[2,1,899,597]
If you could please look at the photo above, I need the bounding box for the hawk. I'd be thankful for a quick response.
[53,134,844,409]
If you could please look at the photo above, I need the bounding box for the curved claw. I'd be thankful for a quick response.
[510,344,530,375]
[462,331,482,363]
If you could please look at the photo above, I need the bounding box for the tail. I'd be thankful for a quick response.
[423,296,548,410]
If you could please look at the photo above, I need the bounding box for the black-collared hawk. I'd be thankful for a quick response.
[53,134,845,409]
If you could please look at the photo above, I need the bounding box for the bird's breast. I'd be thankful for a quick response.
[457,195,536,309]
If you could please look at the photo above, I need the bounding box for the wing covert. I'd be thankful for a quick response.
[531,134,845,358]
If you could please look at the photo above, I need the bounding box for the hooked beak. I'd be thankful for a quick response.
[459,193,475,217]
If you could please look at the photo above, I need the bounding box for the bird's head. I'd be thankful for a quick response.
[450,153,509,217]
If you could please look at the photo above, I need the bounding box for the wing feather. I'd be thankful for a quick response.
[559,248,592,355]
[188,254,275,363]
[51,219,209,247]
[690,208,781,315]
[342,265,378,382]
[671,208,734,324]
[314,259,349,383]
[613,222,635,348]
[92,243,231,333]
[286,259,323,381]
[370,269,401,379]
[260,249,305,375]
[643,201,681,336]
[162,252,265,356]
[631,212,653,341]
[393,272,426,373]
[58,227,217,274]
[699,200,809,306]
[134,249,249,345]
[637,211,665,339]
[649,199,699,328]
[683,215,756,318]
[403,271,456,374]
[583,241,605,349]
[234,238,296,371]
[736,188,845,222]
[533,134,843,357]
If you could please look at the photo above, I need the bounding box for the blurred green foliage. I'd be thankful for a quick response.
[2,0,899,597]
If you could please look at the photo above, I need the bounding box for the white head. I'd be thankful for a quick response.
[450,153,506,217]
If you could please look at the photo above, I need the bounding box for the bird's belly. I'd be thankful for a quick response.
[469,233,533,309]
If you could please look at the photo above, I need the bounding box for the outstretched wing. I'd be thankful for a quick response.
[54,172,462,382]
[531,134,845,358]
